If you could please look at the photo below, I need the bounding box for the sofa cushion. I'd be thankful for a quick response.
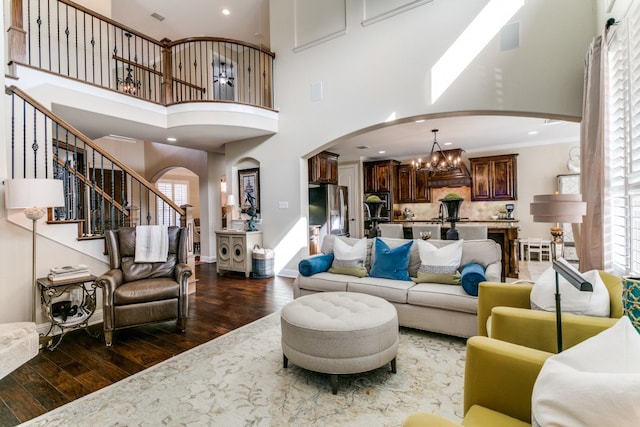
[322,235,374,271]
[532,316,640,427]
[348,276,414,303]
[328,237,368,277]
[298,253,334,277]
[369,238,413,281]
[407,282,478,314]
[414,239,463,284]
[296,272,350,293]
[460,263,486,296]
[530,267,610,317]
[374,237,421,278]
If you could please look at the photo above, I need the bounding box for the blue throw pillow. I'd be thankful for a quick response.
[369,238,413,281]
[460,263,486,296]
[298,253,334,277]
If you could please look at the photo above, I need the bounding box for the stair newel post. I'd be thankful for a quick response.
[7,0,26,74]
[180,204,197,294]
[160,38,173,104]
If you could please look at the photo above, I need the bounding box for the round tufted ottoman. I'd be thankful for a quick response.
[281,291,399,394]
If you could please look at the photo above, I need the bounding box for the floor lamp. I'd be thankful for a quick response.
[530,193,589,352]
[4,178,65,324]
[530,193,586,260]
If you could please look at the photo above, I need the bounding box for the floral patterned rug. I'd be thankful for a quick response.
[22,313,466,426]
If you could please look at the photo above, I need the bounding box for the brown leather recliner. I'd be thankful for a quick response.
[96,226,192,346]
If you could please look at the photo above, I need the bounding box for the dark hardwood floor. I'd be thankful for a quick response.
[0,263,294,426]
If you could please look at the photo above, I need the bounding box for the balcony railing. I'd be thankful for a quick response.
[7,0,275,108]
[6,85,185,237]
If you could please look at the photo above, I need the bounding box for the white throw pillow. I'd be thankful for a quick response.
[532,316,640,427]
[328,237,368,277]
[414,240,463,284]
[530,267,610,317]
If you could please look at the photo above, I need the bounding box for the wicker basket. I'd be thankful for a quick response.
[251,245,274,278]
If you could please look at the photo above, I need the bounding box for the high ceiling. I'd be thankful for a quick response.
[108,1,581,159]
[111,0,270,47]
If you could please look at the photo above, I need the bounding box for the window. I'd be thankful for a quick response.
[157,180,189,225]
[606,1,640,275]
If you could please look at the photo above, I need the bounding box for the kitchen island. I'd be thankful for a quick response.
[392,219,520,280]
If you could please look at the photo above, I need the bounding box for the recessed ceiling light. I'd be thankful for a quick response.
[528,131,538,135]
[378,150,386,154]
[151,12,165,21]
[167,137,177,142]
[356,145,369,150]
[444,142,452,146]
[221,8,231,15]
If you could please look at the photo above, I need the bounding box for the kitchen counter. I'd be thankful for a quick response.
[393,219,519,228]
[391,219,520,279]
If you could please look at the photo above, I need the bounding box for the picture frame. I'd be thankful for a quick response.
[238,167,260,213]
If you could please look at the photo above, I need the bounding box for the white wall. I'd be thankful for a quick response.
[228,0,598,273]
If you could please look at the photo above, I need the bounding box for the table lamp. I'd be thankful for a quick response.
[4,178,65,323]
[226,194,237,220]
[530,193,586,260]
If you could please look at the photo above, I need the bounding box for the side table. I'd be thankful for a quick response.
[37,275,100,350]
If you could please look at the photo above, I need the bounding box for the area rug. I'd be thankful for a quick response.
[21,313,466,426]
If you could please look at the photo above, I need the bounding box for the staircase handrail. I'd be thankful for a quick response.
[6,85,185,217]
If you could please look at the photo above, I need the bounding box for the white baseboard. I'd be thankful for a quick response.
[198,255,215,263]
[277,268,298,279]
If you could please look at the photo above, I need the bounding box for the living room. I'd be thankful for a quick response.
[1,0,639,425]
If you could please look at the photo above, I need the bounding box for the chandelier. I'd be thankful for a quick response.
[118,66,141,95]
[118,33,141,95]
[412,129,462,172]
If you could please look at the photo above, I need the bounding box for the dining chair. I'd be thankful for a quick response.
[378,223,405,239]
[527,238,543,261]
[456,224,488,240]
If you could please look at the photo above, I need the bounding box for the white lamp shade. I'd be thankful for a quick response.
[226,194,237,206]
[530,194,586,224]
[4,178,65,209]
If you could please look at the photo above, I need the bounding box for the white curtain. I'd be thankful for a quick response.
[579,35,606,272]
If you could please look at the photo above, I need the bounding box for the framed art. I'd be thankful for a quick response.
[238,167,260,213]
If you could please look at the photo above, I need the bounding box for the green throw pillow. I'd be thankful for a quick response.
[328,265,368,278]
[414,271,461,285]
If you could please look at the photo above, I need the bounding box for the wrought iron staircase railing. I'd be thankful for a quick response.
[6,85,185,238]
[7,0,275,109]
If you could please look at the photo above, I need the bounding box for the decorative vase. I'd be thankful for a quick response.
[440,197,464,240]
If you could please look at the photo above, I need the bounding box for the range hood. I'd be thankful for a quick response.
[427,162,472,188]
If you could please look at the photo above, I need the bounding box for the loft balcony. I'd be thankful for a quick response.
[6,0,278,151]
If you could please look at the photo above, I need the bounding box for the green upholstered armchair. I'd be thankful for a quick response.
[403,336,551,427]
[477,271,622,353]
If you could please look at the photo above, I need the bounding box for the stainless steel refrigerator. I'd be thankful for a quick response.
[309,184,349,237]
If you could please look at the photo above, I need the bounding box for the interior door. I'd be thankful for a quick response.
[338,162,361,238]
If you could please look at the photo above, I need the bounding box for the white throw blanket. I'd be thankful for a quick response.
[135,225,169,263]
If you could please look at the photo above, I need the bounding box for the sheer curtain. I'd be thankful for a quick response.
[579,35,606,272]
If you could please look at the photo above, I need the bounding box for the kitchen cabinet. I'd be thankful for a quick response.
[363,160,399,193]
[470,154,518,201]
[396,164,430,203]
[308,151,339,184]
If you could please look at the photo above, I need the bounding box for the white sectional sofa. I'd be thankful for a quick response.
[293,235,502,338]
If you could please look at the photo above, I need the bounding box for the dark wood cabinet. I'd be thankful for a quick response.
[363,160,398,193]
[470,154,518,201]
[308,151,339,184]
[396,164,430,203]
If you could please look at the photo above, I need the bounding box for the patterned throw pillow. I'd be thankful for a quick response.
[414,239,463,284]
[328,237,368,277]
